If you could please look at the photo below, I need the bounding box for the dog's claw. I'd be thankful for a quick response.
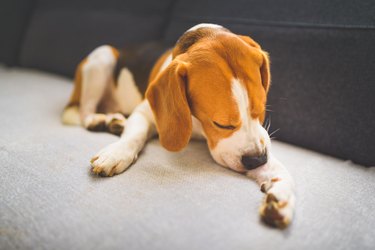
[90,156,99,164]
[108,167,116,177]
[92,166,102,174]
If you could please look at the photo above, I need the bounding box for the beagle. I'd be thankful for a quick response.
[62,23,295,228]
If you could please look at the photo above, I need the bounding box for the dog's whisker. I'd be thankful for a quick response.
[266,117,272,132]
[269,128,280,137]
[264,118,271,132]
[264,119,268,131]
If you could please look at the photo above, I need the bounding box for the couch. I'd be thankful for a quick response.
[1,0,374,249]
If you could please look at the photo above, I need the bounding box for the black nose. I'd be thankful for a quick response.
[241,153,268,170]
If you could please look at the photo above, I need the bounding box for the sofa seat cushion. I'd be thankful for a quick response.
[19,0,174,77]
[0,66,374,249]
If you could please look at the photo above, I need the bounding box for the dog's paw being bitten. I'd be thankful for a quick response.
[90,142,136,177]
[258,178,295,229]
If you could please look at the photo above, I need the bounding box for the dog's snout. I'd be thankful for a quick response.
[241,153,267,170]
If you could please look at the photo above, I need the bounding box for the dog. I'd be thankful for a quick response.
[62,23,295,228]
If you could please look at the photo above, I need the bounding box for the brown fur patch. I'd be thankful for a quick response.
[110,46,119,59]
[173,26,229,57]
[271,177,281,182]
[146,57,192,151]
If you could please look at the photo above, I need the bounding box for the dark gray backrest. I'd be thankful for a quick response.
[164,0,375,166]
[18,0,174,77]
[0,0,35,66]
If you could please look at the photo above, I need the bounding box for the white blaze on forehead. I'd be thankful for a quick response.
[231,79,250,126]
[187,23,223,32]
[209,79,270,171]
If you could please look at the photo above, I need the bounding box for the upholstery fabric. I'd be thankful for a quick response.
[0,0,35,66]
[19,0,175,77]
[0,67,374,250]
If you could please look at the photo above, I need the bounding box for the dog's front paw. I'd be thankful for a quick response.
[90,142,137,177]
[259,185,295,229]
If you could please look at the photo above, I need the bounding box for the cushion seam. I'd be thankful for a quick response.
[171,16,375,30]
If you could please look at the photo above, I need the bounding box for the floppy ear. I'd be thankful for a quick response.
[260,51,271,93]
[146,59,192,152]
[237,35,261,49]
[238,35,271,93]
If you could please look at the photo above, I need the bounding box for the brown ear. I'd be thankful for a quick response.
[238,35,271,92]
[146,59,192,152]
[260,51,271,93]
[237,35,261,49]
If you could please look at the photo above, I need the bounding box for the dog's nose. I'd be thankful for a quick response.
[241,153,268,170]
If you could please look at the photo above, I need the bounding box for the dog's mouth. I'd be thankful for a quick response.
[210,147,270,174]
[214,153,247,174]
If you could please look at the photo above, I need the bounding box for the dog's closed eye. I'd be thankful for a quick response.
[213,121,236,130]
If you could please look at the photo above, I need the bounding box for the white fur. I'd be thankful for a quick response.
[210,79,270,172]
[160,54,173,72]
[78,45,142,127]
[191,116,206,140]
[115,68,143,115]
[80,45,117,125]
[187,23,223,32]
[91,100,155,175]
[61,106,80,125]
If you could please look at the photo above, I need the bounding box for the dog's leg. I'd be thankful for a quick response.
[80,45,117,131]
[246,154,295,228]
[90,101,155,176]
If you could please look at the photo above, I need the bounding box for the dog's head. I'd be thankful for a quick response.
[146,24,271,173]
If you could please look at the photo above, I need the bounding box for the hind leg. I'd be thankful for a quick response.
[80,45,119,132]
